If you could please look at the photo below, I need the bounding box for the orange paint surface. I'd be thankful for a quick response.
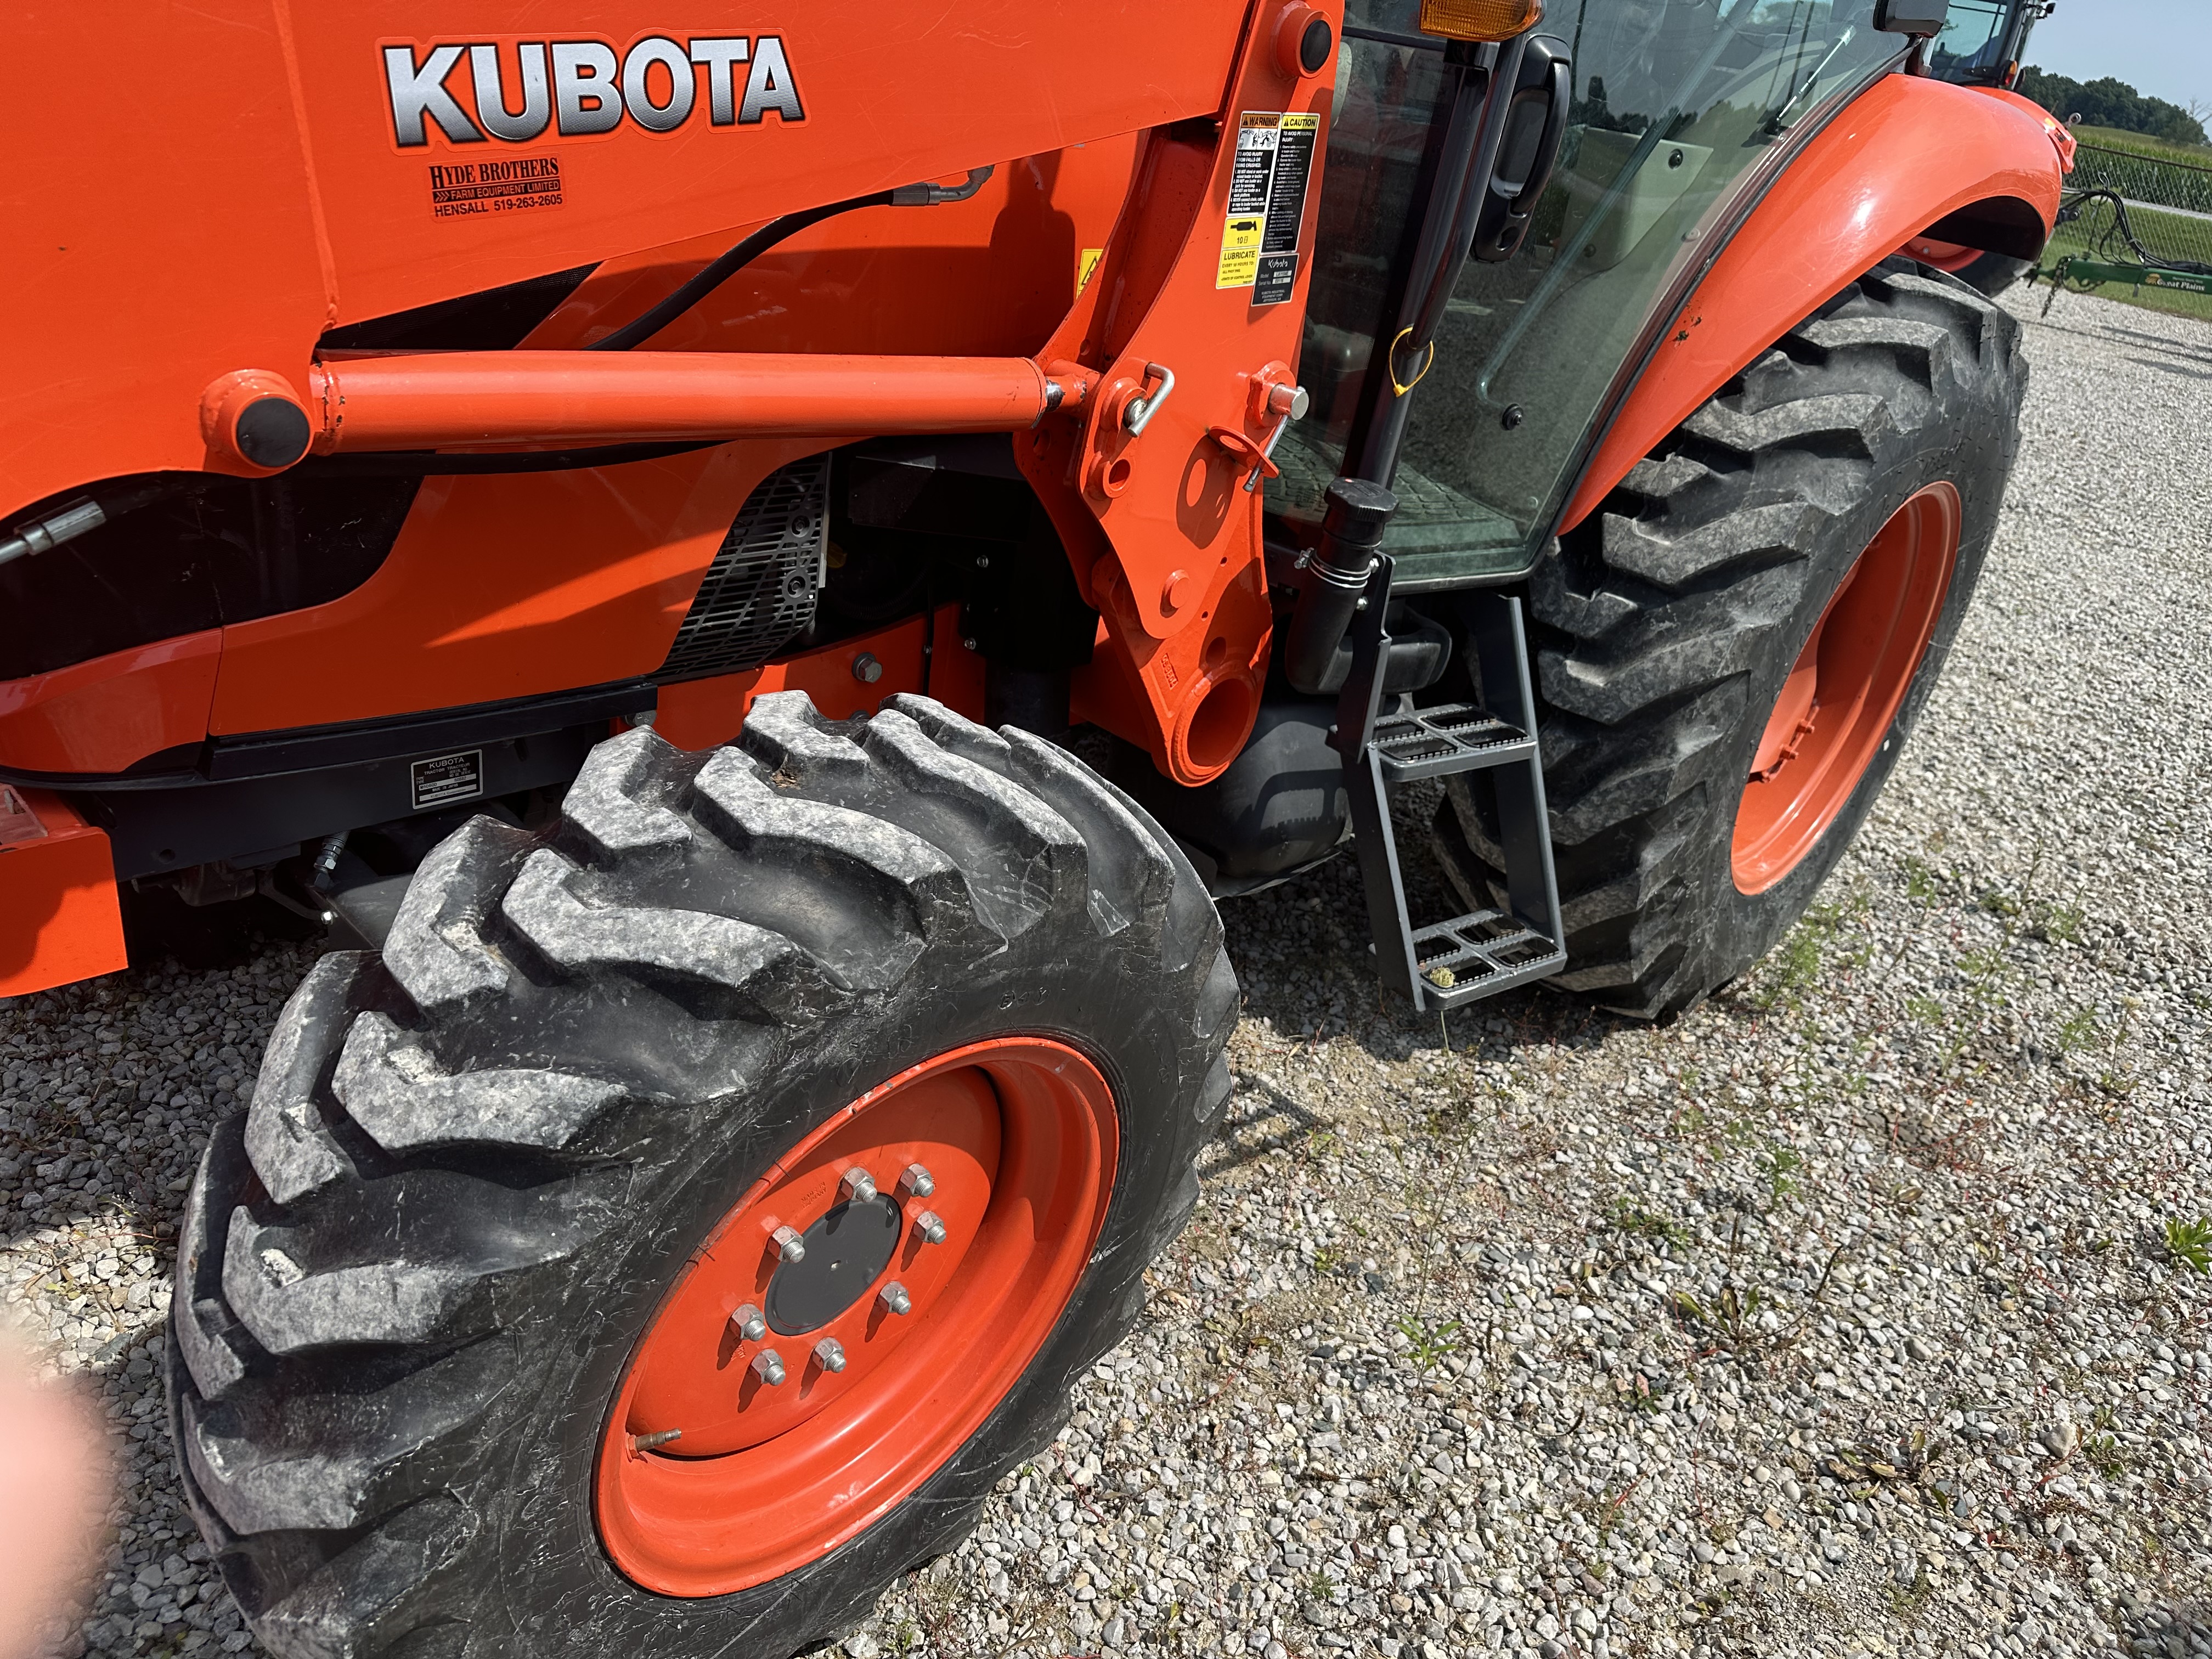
[3,3,1238,516]
[654,607,986,751]
[0,633,221,775]
[211,442,817,733]
[0,791,128,997]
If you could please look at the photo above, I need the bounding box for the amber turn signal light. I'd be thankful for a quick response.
[1419,0,1543,41]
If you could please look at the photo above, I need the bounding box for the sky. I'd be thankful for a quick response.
[2024,0,2210,116]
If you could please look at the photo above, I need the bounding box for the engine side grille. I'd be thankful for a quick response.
[656,455,827,682]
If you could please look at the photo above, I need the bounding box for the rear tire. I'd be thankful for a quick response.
[167,693,1234,1657]
[1437,263,2026,1016]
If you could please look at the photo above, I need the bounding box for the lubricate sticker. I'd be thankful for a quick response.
[428,155,565,219]
[411,751,484,810]
[1077,246,1104,297]
[1216,111,1319,301]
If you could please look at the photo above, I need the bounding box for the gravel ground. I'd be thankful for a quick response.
[3,285,2208,1659]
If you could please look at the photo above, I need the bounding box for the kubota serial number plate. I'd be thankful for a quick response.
[411,751,483,810]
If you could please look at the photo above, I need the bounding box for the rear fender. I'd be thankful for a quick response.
[1558,73,2064,533]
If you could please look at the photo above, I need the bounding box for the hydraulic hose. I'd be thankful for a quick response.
[588,166,994,351]
[1283,478,1397,695]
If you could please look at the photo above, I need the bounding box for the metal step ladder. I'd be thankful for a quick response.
[1333,556,1567,1012]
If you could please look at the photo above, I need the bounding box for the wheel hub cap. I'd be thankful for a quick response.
[765,1194,903,1335]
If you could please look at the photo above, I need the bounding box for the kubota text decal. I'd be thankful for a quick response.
[381,36,804,149]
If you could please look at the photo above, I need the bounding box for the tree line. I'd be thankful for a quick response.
[2017,67,2207,148]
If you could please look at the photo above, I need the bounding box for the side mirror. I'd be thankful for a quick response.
[1874,0,1948,36]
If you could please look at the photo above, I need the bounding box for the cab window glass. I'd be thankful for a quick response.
[1275,1,1898,586]
[1928,0,2014,83]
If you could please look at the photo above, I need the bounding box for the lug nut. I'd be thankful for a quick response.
[772,1224,806,1263]
[730,1303,766,1342]
[814,1338,848,1373]
[842,1167,879,1204]
[752,1350,787,1386]
[901,1163,936,1199]
[879,1280,912,1316]
[914,1210,948,1246]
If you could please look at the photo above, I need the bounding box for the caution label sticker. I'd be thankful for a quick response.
[1216,111,1320,299]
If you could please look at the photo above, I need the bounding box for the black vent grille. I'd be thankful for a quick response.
[657,455,827,682]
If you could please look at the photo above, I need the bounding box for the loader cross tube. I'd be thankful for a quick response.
[208,354,1090,466]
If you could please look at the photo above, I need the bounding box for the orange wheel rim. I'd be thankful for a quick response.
[1731,483,1961,894]
[596,1038,1119,1596]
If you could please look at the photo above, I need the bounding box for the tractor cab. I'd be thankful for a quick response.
[1927,0,2050,88]
[1270,0,1902,591]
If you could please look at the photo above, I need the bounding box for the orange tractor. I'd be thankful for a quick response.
[1,0,2066,1651]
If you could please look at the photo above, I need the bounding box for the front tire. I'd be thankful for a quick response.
[167,693,1234,1657]
[1438,263,2026,1016]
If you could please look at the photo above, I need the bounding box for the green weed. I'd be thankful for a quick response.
[2164,1217,2212,1275]
[1395,1316,1465,1370]
[2032,902,2083,945]
[1763,1146,1805,1201]
[1888,1564,1934,1621]
[2083,1431,2130,1480]
[1607,1198,1690,1246]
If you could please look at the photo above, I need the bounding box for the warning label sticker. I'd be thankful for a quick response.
[1216,111,1320,298]
[428,155,564,220]
[410,751,483,810]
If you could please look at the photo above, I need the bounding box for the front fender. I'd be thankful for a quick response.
[1558,72,2063,533]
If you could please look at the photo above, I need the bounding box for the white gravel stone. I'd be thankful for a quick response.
[2,288,2208,1659]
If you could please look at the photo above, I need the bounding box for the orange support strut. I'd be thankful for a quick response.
[290,353,1079,456]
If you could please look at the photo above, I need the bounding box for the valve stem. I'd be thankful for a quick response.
[630,1428,683,1452]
